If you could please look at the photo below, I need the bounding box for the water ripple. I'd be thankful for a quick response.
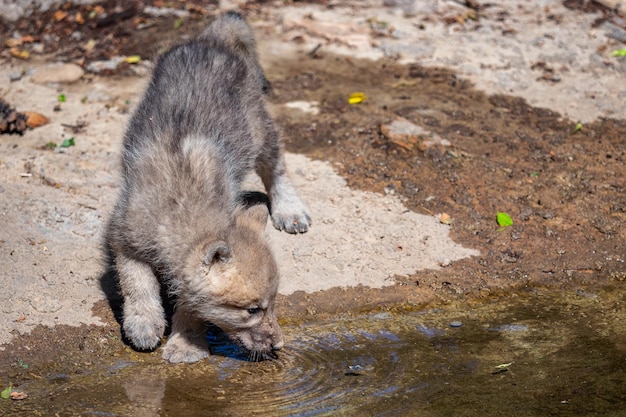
[198,323,414,416]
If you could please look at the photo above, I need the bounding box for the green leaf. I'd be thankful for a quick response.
[44,141,57,149]
[574,122,583,132]
[611,48,626,57]
[529,171,539,177]
[58,94,66,103]
[17,360,29,369]
[496,212,513,227]
[1,385,11,399]
[60,137,75,148]
[174,18,184,29]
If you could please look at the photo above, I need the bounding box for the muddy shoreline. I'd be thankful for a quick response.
[0,1,625,414]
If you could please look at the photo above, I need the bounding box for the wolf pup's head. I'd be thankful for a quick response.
[200,11,270,94]
[184,204,283,359]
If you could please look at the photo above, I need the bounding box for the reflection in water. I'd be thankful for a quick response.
[123,368,166,417]
[3,288,626,416]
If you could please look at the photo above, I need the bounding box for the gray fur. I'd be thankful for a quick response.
[107,12,310,363]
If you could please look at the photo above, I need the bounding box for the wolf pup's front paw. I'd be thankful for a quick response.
[272,210,311,234]
[268,178,311,233]
[162,333,210,363]
[271,198,311,233]
[123,313,166,351]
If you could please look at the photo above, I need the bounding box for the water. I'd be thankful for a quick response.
[4,287,626,416]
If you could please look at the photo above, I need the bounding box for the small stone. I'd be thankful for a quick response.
[380,117,425,150]
[86,57,126,73]
[31,63,84,84]
[450,321,463,328]
[10,391,28,400]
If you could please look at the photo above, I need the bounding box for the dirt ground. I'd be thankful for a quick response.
[0,0,625,389]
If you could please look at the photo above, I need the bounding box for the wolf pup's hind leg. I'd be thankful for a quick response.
[162,307,210,363]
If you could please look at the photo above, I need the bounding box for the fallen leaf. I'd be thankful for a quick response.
[348,92,366,105]
[9,48,30,60]
[6,36,34,47]
[186,4,207,14]
[22,112,50,129]
[84,39,96,53]
[125,55,141,64]
[495,362,514,369]
[440,213,451,225]
[10,391,27,400]
[76,12,85,25]
[54,10,68,22]
[496,212,513,228]
[60,137,75,148]
[15,314,26,323]
[1,385,11,399]
[612,48,626,57]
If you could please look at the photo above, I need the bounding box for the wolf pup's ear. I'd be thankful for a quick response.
[237,204,269,233]
[203,241,232,265]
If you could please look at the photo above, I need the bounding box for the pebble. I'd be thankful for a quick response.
[372,312,393,320]
[86,57,126,73]
[31,63,84,84]
[450,321,463,328]
[380,117,450,151]
[438,258,452,267]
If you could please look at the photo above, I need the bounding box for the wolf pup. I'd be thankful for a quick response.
[107,12,310,363]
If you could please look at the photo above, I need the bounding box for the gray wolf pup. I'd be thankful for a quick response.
[107,11,310,363]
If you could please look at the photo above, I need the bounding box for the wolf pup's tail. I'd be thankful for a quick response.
[200,12,270,94]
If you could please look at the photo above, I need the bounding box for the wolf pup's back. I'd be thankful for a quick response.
[108,12,310,363]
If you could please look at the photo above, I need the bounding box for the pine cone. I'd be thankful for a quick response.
[0,99,28,135]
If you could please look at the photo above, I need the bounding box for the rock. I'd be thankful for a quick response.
[380,117,424,150]
[282,13,370,49]
[86,57,126,73]
[380,117,451,151]
[31,63,84,84]
[284,100,320,115]
[22,111,50,129]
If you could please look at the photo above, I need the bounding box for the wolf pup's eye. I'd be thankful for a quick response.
[247,307,262,315]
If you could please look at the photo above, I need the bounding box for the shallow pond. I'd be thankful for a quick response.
[3,287,626,416]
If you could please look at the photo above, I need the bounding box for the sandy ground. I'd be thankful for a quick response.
[0,0,624,347]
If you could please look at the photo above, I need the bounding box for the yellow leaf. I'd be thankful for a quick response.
[6,36,34,47]
[348,92,366,105]
[10,48,30,60]
[84,39,96,53]
[125,55,141,64]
